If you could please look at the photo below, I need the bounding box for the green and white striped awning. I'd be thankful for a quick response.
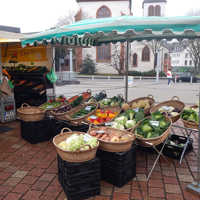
[21,15,200,47]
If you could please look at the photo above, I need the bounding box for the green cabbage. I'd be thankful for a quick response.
[125,120,136,129]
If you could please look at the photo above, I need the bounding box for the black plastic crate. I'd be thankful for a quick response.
[20,118,56,144]
[63,187,100,200]
[97,144,137,163]
[101,162,136,187]
[158,134,193,160]
[57,155,100,175]
[55,120,89,134]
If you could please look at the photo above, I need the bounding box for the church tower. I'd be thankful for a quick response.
[143,0,167,17]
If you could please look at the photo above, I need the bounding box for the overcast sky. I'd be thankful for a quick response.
[0,0,199,33]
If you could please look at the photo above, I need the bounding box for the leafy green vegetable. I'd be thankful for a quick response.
[125,120,136,129]
[71,96,83,108]
[181,109,199,123]
[72,105,96,118]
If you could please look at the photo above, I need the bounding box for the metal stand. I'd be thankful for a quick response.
[187,91,200,196]
[145,136,171,181]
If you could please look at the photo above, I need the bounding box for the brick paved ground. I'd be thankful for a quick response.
[0,120,199,200]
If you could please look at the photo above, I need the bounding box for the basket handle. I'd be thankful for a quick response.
[147,94,154,99]
[21,103,31,108]
[171,96,180,101]
[60,128,72,134]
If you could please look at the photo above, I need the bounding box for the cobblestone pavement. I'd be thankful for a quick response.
[55,79,200,105]
[0,120,199,200]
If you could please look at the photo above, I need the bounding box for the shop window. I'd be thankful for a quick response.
[155,5,161,16]
[142,46,150,61]
[96,44,111,63]
[148,6,154,16]
[133,53,138,67]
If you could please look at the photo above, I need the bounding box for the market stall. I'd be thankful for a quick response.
[21,15,200,198]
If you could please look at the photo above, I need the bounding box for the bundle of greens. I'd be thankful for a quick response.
[71,105,96,119]
[111,108,145,130]
[181,108,199,124]
[135,111,170,139]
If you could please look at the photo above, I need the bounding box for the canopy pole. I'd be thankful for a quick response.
[69,48,73,80]
[187,90,200,195]
[125,41,129,102]
[52,46,56,99]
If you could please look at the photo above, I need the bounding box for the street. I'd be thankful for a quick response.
[55,79,200,105]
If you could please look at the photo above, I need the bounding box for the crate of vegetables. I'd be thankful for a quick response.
[86,106,121,126]
[88,126,135,152]
[53,128,99,162]
[150,96,185,123]
[64,103,98,125]
[181,105,198,130]
[132,111,172,147]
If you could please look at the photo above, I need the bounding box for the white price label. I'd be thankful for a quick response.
[150,120,159,127]
[85,106,92,111]
[133,108,139,112]
[105,122,113,126]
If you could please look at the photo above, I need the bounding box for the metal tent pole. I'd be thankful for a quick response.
[187,90,200,195]
[52,46,56,99]
[125,41,129,102]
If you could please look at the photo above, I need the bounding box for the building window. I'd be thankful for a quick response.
[185,60,188,66]
[155,5,161,16]
[189,60,192,65]
[96,6,111,18]
[142,46,150,61]
[148,5,154,16]
[96,44,111,63]
[133,53,138,67]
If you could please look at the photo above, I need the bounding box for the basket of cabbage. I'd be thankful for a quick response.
[53,128,99,162]
[181,105,199,130]
[132,111,172,147]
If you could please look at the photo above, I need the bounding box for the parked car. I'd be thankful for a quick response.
[175,72,200,83]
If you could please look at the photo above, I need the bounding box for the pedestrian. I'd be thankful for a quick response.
[166,69,173,85]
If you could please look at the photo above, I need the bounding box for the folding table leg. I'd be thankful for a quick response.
[146,136,169,181]
[153,146,171,164]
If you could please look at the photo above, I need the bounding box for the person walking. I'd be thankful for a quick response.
[167,69,173,85]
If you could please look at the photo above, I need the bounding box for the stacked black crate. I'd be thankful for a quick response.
[20,117,56,144]
[57,154,101,200]
[97,145,137,187]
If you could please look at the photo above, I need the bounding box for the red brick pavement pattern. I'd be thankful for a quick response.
[0,121,199,200]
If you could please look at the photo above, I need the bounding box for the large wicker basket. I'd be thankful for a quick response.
[132,116,172,147]
[53,128,99,162]
[85,106,121,126]
[128,95,155,115]
[150,96,185,123]
[88,126,135,152]
[17,103,45,122]
[181,105,198,130]
[64,102,98,125]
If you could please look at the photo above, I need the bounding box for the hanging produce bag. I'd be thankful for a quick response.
[46,67,57,83]
[0,77,12,96]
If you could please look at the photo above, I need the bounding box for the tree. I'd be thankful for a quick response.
[187,39,200,73]
[110,44,125,75]
[80,54,96,75]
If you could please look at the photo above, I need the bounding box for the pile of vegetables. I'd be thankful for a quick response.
[99,95,124,108]
[181,107,199,124]
[158,106,180,117]
[40,100,62,110]
[93,91,107,102]
[135,111,170,139]
[69,96,83,108]
[131,99,151,110]
[111,109,145,130]
[72,105,96,119]
[87,109,119,125]
[89,127,133,142]
[58,133,98,151]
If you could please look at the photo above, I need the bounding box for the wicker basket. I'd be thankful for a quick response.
[17,103,45,122]
[181,105,198,130]
[64,102,98,125]
[53,128,99,162]
[150,96,185,123]
[128,95,155,115]
[50,103,72,117]
[132,116,172,147]
[85,106,121,126]
[88,126,135,152]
